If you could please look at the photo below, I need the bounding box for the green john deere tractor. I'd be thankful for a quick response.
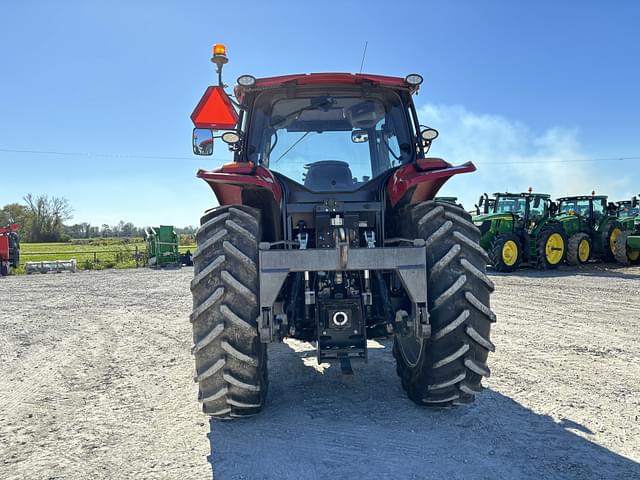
[555,195,623,265]
[473,192,566,272]
[615,196,640,264]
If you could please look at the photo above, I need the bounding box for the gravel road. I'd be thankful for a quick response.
[0,265,639,479]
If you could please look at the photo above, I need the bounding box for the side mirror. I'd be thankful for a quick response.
[193,128,214,156]
[351,129,369,143]
[632,196,638,208]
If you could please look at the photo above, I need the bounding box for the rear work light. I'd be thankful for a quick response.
[237,75,256,87]
[405,74,423,86]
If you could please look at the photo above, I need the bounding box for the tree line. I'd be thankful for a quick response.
[0,194,196,243]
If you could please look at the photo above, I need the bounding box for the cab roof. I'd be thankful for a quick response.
[253,73,407,88]
[493,192,550,198]
[234,73,415,102]
[557,195,608,201]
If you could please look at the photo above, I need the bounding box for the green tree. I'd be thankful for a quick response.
[0,203,32,239]
[23,194,73,242]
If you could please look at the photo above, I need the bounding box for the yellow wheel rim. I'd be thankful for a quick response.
[578,239,590,262]
[609,228,622,255]
[545,233,565,265]
[502,240,518,266]
[629,249,640,262]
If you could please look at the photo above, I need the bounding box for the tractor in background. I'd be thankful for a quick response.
[472,191,565,272]
[555,194,622,264]
[145,226,181,268]
[0,224,20,276]
[615,196,640,264]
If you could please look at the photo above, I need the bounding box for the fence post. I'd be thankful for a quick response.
[135,246,139,268]
[94,251,97,263]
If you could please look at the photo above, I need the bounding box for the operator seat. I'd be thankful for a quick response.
[303,160,354,190]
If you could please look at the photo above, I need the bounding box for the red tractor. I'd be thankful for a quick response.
[0,223,20,276]
[189,44,495,418]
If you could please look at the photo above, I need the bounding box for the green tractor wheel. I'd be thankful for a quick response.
[601,221,623,262]
[489,233,522,272]
[536,224,566,269]
[567,233,591,265]
[615,231,640,265]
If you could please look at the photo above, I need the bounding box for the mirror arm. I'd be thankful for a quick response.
[228,95,247,112]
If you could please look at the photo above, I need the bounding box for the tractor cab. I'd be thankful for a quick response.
[557,195,609,224]
[495,192,550,224]
[555,194,623,263]
[615,196,639,227]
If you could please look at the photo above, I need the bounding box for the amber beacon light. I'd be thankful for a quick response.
[211,43,229,86]
[212,43,227,57]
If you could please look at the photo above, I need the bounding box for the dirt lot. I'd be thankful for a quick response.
[0,265,639,479]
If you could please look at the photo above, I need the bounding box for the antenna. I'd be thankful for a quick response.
[359,41,368,73]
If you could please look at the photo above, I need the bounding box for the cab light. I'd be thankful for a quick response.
[237,75,256,87]
[405,74,423,86]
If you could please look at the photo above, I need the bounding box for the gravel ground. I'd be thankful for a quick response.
[0,265,639,479]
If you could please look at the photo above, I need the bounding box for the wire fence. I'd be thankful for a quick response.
[20,245,196,270]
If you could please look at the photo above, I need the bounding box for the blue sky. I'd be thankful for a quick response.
[1,0,639,226]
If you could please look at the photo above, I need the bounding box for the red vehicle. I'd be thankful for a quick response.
[0,223,20,276]
[189,44,495,419]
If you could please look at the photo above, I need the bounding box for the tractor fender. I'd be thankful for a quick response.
[197,164,282,206]
[197,164,283,241]
[386,158,476,208]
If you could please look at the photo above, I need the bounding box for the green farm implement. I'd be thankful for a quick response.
[473,192,566,272]
[555,194,622,264]
[145,225,181,268]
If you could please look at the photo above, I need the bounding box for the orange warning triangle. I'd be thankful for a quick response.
[191,86,239,129]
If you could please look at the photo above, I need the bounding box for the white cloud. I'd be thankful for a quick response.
[418,104,633,210]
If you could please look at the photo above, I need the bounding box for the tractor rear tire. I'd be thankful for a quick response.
[190,205,268,419]
[615,231,640,265]
[567,233,591,265]
[536,224,566,269]
[602,221,623,262]
[393,200,495,407]
[488,233,522,272]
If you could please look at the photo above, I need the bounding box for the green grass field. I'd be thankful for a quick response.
[17,239,196,272]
